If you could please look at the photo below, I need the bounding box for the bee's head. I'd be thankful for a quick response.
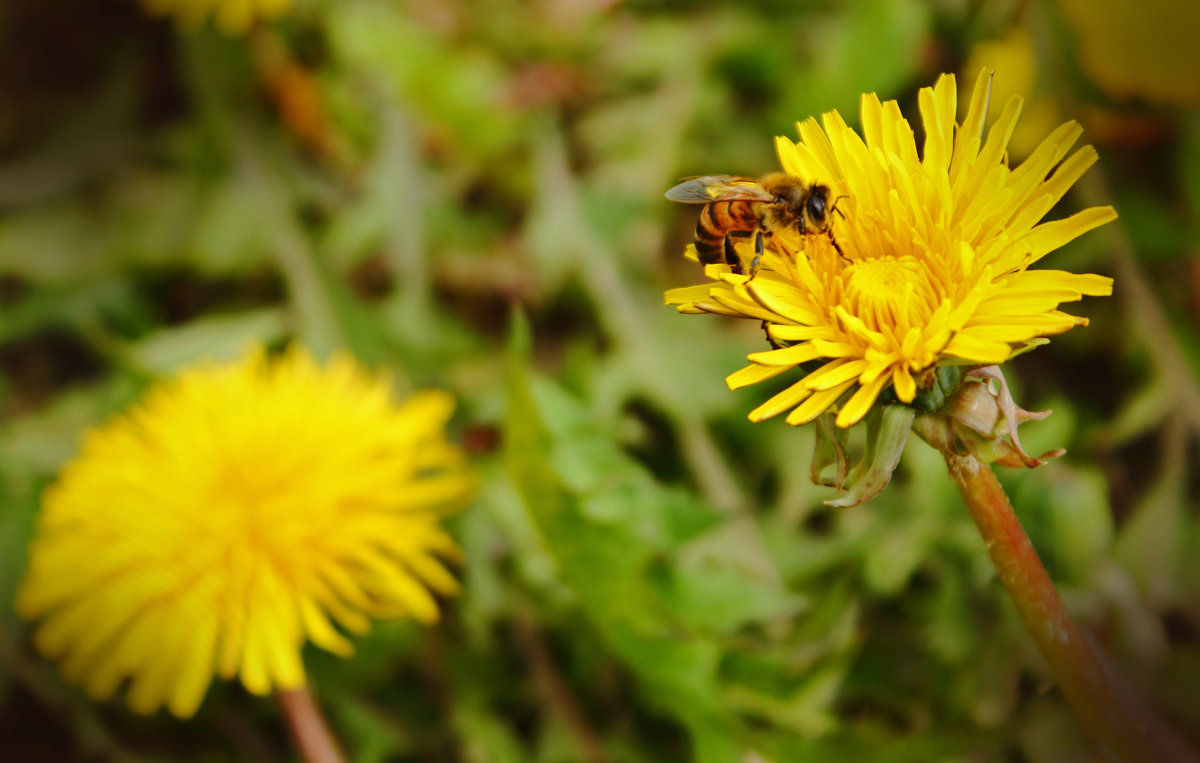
[759,173,808,230]
[804,184,831,232]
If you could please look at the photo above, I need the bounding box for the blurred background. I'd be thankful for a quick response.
[1,0,1198,760]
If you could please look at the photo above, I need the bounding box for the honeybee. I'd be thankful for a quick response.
[665,173,843,274]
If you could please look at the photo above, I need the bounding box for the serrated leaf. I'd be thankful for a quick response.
[651,559,806,634]
[503,310,746,756]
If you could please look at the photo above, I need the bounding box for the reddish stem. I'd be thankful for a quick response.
[278,686,347,763]
[945,451,1198,763]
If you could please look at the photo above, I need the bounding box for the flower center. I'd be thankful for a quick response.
[841,256,926,327]
[200,453,317,562]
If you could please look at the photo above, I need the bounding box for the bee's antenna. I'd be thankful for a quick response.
[831,194,849,221]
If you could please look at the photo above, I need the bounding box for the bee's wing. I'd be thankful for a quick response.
[665,175,775,204]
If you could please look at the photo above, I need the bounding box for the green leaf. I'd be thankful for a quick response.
[189,175,276,273]
[123,308,288,376]
[772,0,931,125]
[0,204,115,283]
[0,379,140,475]
[1011,465,1113,585]
[651,557,806,634]
[332,697,412,763]
[0,467,38,630]
[503,309,746,758]
[453,693,529,763]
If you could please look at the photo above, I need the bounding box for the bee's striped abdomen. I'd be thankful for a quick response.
[694,201,760,265]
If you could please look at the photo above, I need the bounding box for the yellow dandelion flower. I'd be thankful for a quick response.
[16,346,472,718]
[141,0,291,36]
[666,70,1115,429]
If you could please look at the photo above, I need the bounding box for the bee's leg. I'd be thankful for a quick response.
[829,232,849,263]
[724,231,752,274]
[748,230,765,277]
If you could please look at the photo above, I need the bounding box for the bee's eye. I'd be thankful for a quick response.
[806,192,828,225]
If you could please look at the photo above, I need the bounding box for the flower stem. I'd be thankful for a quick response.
[278,686,347,763]
[944,451,1199,763]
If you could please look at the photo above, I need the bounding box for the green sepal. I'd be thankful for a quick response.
[811,412,851,490]
[824,404,915,508]
[911,365,965,412]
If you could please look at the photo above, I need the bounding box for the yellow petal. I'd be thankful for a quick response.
[1019,206,1119,261]
[786,380,856,426]
[747,343,825,367]
[835,373,893,428]
[943,332,1014,364]
[749,378,814,422]
[802,359,869,391]
[726,363,791,389]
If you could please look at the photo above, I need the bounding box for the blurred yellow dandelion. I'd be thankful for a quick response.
[1057,0,1200,105]
[666,70,1115,428]
[141,0,291,36]
[16,346,472,718]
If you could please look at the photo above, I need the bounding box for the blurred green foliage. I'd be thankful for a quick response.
[0,0,1198,760]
